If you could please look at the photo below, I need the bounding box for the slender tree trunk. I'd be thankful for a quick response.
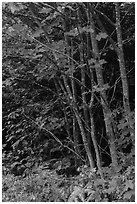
[86,5,103,177]
[115,3,134,137]
[63,75,95,169]
[63,16,82,165]
[80,48,94,166]
[54,80,72,140]
[72,117,82,166]
[88,4,118,169]
[76,6,102,172]
[70,40,81,165]
[71,54,82,165]
[78,41,93,164]
[77,8,97,168]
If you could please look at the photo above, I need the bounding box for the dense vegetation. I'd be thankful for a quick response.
[2,2,135,202]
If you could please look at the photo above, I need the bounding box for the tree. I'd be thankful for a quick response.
[115,2,134,139]
[2,2,135,176]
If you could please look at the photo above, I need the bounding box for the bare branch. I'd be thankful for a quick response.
[94,8,116,27]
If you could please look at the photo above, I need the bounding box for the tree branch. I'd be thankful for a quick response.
[94,8,116,27]
[23,111,84,161]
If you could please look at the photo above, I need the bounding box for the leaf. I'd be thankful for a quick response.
[88,58,96,65]
[2,2,7,8]
[13,24,24,33]
[8,3,17,13]
[104,186,115,194]
[65,26,94,37]
[68,186,85,202]
[124,180,134,191]
[123,190,135,200]
[93,84,110,92]
[52,40,66,51]
[94,63,100,69]
[66,5,75,11]
[32,54,43,59]
[101,32,108,38]
[82,26,94,33]
[11,162,20,168]
[8,3,24,13]
[109,179,117,188]
[16,129,23,133]
[96,32,108,41]
[21,49,34,57]
[32,29,44,38]
[65,28,79,36]
[117,119,129,130]
[25,34,34,42]
[39,7,52,14]
[3,79,12,86]
[38,47,46,52]
[6,135,15,143]
[12,140,20,149]
[8,112,19,119]
[94,178,106,187]
[99,59,107,65]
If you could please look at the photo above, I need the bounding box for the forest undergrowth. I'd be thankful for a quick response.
[2,156,135,202]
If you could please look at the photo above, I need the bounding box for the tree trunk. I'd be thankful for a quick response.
[77,8,97,168]
[72,117,82,166]
[63,16,82,166]
[86,5,103,176]
[88,3,118,169]
[115,3,134,137]
[63,75,95,169]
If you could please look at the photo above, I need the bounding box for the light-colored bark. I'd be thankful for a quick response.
[86,5,103,177]
[63,75,95,169]
[115,3,134,137]
[88,4,118,169]
[63,16,82,165]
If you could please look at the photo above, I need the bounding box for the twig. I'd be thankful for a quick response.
[94,8,116,27]
[23,112,84,161]
[29,35,80,66]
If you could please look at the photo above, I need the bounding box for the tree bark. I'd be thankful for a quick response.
[115,3,134,137]
[86,5,103,176]
[88,3,118,169]
[62,75,95,169]
[77,7,97,168]
[63,16,82,166]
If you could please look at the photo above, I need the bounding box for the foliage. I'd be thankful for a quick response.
[68,164,135,202]
[3,163,135,202]
[2,2,135,202]
[3,166,66,202]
